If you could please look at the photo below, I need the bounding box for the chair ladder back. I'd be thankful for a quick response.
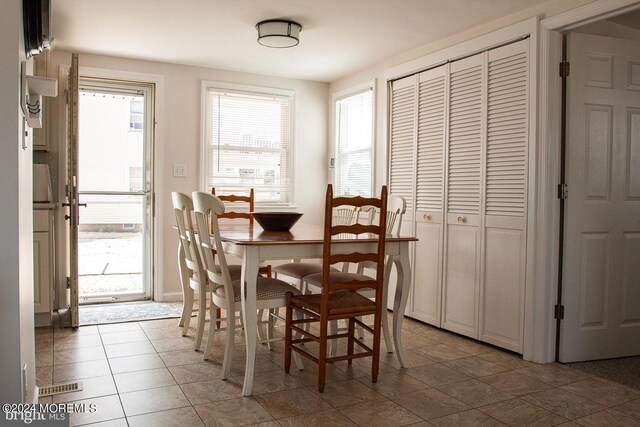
[192,192,234,295]
[212,187,255,224]
[322,185,388,295]
[172,192,201,271]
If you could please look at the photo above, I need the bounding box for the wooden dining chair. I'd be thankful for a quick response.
[272,206,357,291]
[284,184,388,392]
[192,191,303,378]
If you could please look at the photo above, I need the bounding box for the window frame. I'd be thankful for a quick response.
[331,80,376,198]
[200,80,297,208]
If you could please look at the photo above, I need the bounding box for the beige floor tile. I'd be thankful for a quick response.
[109,353,165,374]
[429,409,506,426]
[98,322,142,334]
[442,356,513,378]
[36,349,54,367]
[228,355,282,377]
[380,349,435,369]
[127,406,204,427]
[169,362,224,384]
[277,408,358,427]
[443,338,495,356]
[55,325,99,337]
[194,397,273,427]
[398,332,440,350]
[404,363,471,387]
[143,326,191,340]
[36,366,53,386]
[52,375,117,403]
[180,378,243,405]
[477,350,532,370]
[119,385,190,417]
[436,379,513,407]
[283,361,351,387]
[159,349,207,367]
[390,388,470,420]
[139,318,182,330]
[331,357,396,380]
[113,367,177,393]
[480,398,568,426]
[100,330,149,345]
[255,387,331,419]
[611,399,640,420]
[573,408,640,426]
[104,341,156,359]
[339,398,422,427]
[54,345,107,365]
[480,371,553,397]
[411,344,472,362]
[357,370,429,397]
[54,334,103,351]
[516,363,590,387]
[53,359,112,383]
[151,337,198,353]
[559,378,640,407]
[521,388,606,420]
[68,394,124,426]
[76,419,128,427]
[311,379,384,408]
[234,369,302,395]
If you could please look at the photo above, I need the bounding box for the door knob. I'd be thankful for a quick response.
[423,213,431,220]
[457,216,467,223]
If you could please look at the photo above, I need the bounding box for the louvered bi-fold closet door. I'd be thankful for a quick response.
[388,75,416,313]
[479,40,528,352]
[412,65,447,326]
[389,76,416,212]
[443,53,485,338]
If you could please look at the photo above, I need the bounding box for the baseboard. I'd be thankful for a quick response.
[157,292,183,302]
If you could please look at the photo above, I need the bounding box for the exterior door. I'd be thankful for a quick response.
[560,32,640,362]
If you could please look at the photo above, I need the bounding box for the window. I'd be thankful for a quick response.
[203,83,294,205]
[334,85,374,197]
[129,99,144,131]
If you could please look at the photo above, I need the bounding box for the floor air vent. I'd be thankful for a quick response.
[39,382,83,398]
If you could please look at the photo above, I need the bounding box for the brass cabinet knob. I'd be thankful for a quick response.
[457,216,467,223]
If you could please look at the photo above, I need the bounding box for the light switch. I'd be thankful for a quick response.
[173,163,187,177]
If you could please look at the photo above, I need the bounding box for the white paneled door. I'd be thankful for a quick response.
[560,33,640,362]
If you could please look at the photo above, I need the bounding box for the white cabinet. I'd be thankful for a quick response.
[33,208,54,326]
[388,39,529,353]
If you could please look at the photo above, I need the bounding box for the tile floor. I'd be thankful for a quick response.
[35,314,640,426]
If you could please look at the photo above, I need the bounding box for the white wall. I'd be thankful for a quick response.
[0,0,36,403]
[47,52,329,303]
[328,0,595,191]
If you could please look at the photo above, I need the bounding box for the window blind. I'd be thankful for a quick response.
[334,88,373,197]
[205,88,293,204]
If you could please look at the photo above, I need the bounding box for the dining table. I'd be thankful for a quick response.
[217,222,417,396]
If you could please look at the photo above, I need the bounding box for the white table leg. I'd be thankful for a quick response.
[392,242,410,368]
[241,246,259,396]
[382,255,394,353]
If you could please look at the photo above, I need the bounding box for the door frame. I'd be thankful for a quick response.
[56,65,165,309]
[534,0,640,363]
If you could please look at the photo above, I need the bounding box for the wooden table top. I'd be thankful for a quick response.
[218,223,417,246]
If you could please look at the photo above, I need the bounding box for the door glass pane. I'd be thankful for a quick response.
[78,194,145,298]
[77,89,148,300]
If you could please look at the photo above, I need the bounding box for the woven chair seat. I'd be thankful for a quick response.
[303,271,375,288]
[213,277,301,302]
[273,263,339,280]
[291,290,376,316]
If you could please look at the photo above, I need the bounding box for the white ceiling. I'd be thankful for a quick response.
[52,0,550,82]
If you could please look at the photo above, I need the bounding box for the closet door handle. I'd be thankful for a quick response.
[457,216,467,223]
[423,213,431,220]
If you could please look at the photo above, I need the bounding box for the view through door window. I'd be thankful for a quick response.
[78,86,151,301]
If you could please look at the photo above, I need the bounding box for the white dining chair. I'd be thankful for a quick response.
[172,192,212,349]
[192,191,303,378]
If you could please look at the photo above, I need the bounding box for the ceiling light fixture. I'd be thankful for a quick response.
[256,19,302,48]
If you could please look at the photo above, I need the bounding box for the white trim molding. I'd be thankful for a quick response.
[533,0,640,363]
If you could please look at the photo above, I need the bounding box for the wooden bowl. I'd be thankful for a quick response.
[251,212,303,232]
